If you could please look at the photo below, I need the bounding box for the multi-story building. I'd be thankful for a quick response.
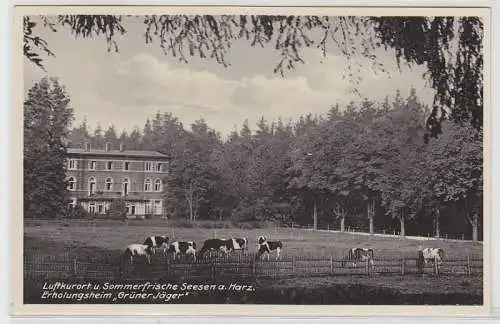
[65,142,170,219]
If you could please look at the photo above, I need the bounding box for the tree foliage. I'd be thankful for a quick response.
[24,77,74,218]
[24,14,484,139]
[69,86,483,240]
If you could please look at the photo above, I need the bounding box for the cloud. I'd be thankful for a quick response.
[101,52,359,135]
[24,24,435,138]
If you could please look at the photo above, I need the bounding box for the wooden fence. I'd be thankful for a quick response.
[24,251,483,282]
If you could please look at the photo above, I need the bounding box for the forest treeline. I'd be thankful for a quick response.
[67,87,483,241]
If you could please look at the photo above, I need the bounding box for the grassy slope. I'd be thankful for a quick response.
[23,222,484,304]
[24,222,483,259]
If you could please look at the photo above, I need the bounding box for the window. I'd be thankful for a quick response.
[107,161,113,170]
[98,204,104,214]
[89,161,96,170]
[105,177,113,191]
[124,161,130,171]
[67,177,76,191]
[145,201,153,214]
[88,177,96,195]
[125,203,135,215]
[144,179,152,192]
[122,178,130,196]
[145,162,152,171]
[89,203,96,214]
[154,200,162,215]
[154,179,162,192]
[68,159,77,170]
[156,163,162,172]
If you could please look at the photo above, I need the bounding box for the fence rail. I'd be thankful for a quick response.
[24,251,483,282]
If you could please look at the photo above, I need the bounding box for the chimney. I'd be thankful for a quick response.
[105,142,111,152]
[119,143,124,152]
[84,142,91,152]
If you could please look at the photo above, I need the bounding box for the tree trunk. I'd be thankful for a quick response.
[400,216,406,237]
[435,208,440,238]
[367,199,375,234]
[188,182,194,223]
[472,213,479,242]
[340,216,345,232]
[313,198,317,230]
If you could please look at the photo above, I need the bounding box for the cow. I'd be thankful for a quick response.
[225,237,248,253]
[256,236,282,261]
[341,247,375,269]
[167,241,197,261]
[143,235,169,255]
[123,243,153,265]
[418,247,445,270]
[199,238,228,258]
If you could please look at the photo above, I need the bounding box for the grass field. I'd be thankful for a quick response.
[24,219,483,259]
[22,219,484,304]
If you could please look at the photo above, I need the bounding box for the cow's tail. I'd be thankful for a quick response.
[439,248,445,261]
[123,247,134,264]
[368,249,375,265]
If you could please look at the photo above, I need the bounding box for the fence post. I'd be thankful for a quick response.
[401,254,405,276]
[434,256,439,276]
[330,256,334,276]
[467,255,471,276]
[73,256,78,276]
[365,259,369,275]
[251,257,256,277]
[291,256,295,275]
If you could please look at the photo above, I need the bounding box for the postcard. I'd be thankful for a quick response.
[11,4,491,317]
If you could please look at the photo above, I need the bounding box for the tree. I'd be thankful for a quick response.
[92,123,105,148]
[164,119,221,222]
[423,121,483,241]
[24,77,74,219]
[69,117,90,148]
[364,88,427,236]
[24,15,484,138]
[103,125,119,148]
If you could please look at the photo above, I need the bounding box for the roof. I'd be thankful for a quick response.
[67,148,170,159]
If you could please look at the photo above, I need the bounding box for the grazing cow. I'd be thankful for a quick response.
[341,247,375,269]
[143,235,169,255]
[167,241,197,261]
[419,247,445,267]
[123,244,153,265]
[199,238,228,257]
[256,236,283,261]
[225,237,248,253]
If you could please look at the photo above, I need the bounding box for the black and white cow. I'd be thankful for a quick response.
[256,236,282,261]
[341,247,375,269]
[225,237,248,253]
[123,243,153,264]
[199,238,228,257]
[418,247,445,267]
[167,241,197,261]
[143,235,169,255]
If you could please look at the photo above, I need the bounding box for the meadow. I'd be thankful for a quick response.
[22,219,484,304]
[24,218,483,259]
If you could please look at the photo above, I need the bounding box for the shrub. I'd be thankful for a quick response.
[106,199,127,220]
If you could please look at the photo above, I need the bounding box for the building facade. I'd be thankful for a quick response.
[65,142,170,219]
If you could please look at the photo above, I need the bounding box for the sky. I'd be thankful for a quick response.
[24,15,436,140]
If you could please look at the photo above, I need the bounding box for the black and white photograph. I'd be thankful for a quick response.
[13,5,490,316]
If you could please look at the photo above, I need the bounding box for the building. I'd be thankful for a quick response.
[65,142,170,219]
